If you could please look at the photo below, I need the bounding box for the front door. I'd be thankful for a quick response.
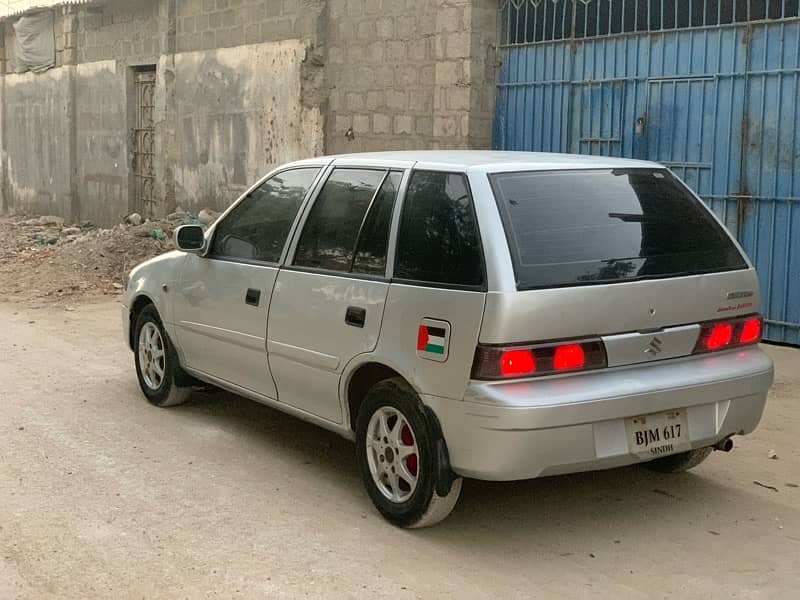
[173,166,322,398]
[267,168,404,423]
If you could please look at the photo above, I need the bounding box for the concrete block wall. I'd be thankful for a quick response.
[325,0,497,153]
[174,0,324,53]
[76,0,162,65]
[0,0,498,223]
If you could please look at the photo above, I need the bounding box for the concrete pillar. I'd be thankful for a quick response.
[155,0,178,216]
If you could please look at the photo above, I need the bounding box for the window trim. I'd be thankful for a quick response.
[391,169,488,292]
[287,166,405,280]
[348,170,390,273]
[205,165,328,266]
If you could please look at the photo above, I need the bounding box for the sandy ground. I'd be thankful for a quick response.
[0,300,798,599]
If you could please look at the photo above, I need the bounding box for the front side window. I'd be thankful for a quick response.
[294,169,399,275]
[394,170,484,287]
[210,168,320,262]
[490,168,748,290]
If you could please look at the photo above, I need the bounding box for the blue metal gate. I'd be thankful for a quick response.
[494,0,800,344]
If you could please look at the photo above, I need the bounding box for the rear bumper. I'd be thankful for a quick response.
[425,346,774,481]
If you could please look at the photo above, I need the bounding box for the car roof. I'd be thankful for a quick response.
[302,150,658,172]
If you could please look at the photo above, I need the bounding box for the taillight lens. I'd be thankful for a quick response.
[473,339,606,380]
[739,317,761,343]
[500,349,536,376]
[553,344,586,370]
[694,314,762,354]
[705,323,733,350]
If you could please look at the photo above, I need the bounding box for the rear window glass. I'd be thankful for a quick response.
[490,169,747,290]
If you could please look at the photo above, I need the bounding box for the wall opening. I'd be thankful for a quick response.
[130,65,156,217]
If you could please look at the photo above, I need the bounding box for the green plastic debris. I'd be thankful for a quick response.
[149,228,166,240]
[31,234,59,246]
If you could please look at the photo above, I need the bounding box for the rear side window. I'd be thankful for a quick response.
[210,167,319,262]
[294,169,398,274]
[490,169,748,290]
[395,171,484,288]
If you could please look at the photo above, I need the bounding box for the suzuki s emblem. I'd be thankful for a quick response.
[644,336,663,355]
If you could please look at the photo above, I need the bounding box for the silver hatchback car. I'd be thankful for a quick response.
[122,151,774,527]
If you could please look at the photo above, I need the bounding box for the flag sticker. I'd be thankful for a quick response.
[416,319,450,362]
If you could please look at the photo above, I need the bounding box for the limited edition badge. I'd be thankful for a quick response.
[416,319,451,362]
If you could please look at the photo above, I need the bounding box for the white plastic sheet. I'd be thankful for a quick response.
[13,10,55,74]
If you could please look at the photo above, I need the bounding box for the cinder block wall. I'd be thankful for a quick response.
[325,0,497,153]
[0,0,497,224]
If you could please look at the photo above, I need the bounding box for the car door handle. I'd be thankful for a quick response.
[245,288,261,306]
[345,306,366,328]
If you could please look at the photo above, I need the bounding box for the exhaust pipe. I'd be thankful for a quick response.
[714,437,734,452]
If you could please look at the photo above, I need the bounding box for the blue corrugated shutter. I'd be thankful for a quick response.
[495,0,800,344]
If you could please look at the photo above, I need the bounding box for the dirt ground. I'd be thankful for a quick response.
[0,215,195,306]
[0,298,798,599]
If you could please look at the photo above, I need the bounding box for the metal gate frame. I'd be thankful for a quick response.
[494,1,800,344]
[133,68,156,218]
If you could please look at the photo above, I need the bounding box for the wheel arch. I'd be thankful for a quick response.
[128,293,159,350]
[343,360,418,432]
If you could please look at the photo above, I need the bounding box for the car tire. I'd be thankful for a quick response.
[355,377,462,528]
[133,304,192,408]
[643,447,713,473]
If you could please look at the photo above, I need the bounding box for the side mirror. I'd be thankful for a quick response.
[174,224,206,254]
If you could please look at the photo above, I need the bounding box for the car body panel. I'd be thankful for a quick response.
[267,269,390,423]
[368,284,486,402]
[124,250,188,349]
[120,150,775,485]
[479,269,759,345]
[426,345,773,480]
[172,255,278,398]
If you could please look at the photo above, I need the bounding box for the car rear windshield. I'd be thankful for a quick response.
[490,168,748,290]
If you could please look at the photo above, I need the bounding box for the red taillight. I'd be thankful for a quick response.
[739,317,761,343]
[472,339,606,380]
[500,349,535,376]
[705,323,733,350]
[553,344,586,370]
[694,314,762,354]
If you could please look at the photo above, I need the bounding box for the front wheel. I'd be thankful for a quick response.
[134,305,192,407]
[355,378,462,528]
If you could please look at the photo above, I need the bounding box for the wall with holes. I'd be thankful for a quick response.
[170,39,323,212]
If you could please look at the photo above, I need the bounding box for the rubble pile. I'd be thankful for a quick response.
[0,209,217,305]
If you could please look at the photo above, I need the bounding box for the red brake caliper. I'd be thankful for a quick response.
[400,425,417,476]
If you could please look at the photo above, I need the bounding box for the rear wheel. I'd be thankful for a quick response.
[643,447,713,473]
[355,378,461,528]
[134,305,192,407]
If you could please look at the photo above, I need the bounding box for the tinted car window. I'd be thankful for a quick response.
[210,168,319,262]
[491,168,748,290]
[395,171,484,287]
[294,169,385,272]
[352,171,402,275]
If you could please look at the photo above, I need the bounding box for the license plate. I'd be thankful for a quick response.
[625,409,690,459]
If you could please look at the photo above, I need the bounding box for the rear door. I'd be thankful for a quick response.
[481,167,757,364]
[173,166,323,398]
[267,166,405,423]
